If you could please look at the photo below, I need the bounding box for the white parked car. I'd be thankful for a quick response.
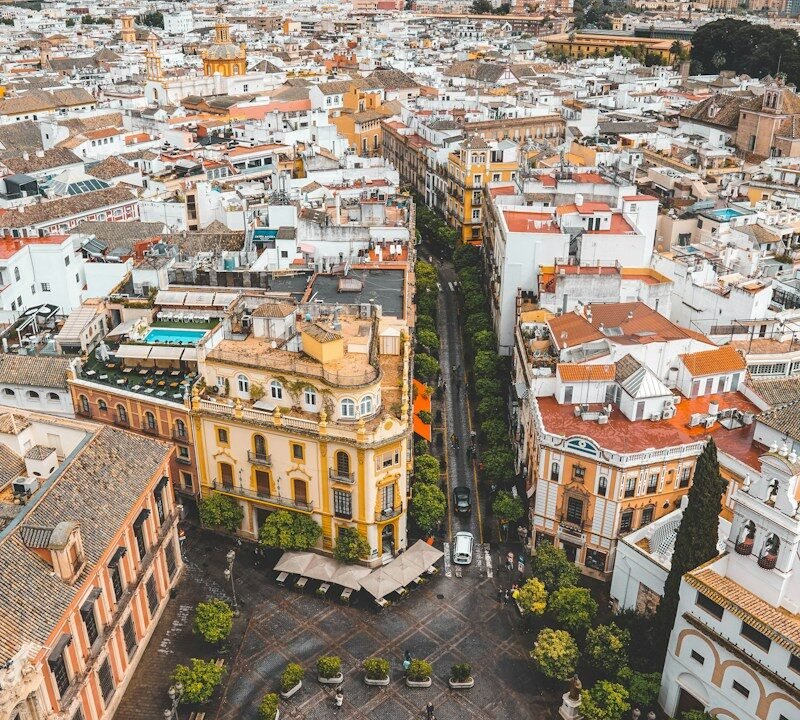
[453,531,474,565]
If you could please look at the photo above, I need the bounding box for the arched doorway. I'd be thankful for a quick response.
[381,524,394,559]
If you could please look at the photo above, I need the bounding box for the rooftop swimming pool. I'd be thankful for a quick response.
[710,208,746,221]
[144,327,206,345]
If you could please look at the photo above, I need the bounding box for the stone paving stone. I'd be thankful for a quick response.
[283,630,328,662]
[401,629,441,660]
[423,609,464,643]
[371,696,420,720]
[341,629,380,661]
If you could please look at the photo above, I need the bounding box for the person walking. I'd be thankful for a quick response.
[334,689,343,712]
[426,701,435,720]
[403,650,411,675]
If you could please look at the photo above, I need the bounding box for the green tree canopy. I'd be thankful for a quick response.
[415,259,438,289]
[416,329,440,355]
[465,312,492,336]
[475,377,502,400]
[530,628,579,681]
[474,350,501,378]
[617,668,662,711]
[481,418,508,447]
[416,314,437,334]
[492,490,525,524]
[409,481,446,534]
[531,541,579,592]
[690,19,800,84]
[172,659,225,704]
[472,329,498,352]
[580,681,630,720]
[654,439,726,656]
[453,242,480,271]
[333,527,370,563]
[548,586,598,634]
[516,577,547,615]
[585,623,631,678]
[199,493,244,533]
[258,693,280,720]
[137,10,164,27]
[258,510,321,551]
[481,448,515,485]
[414,454,441,484]
[477,396,505,422]
[192,599,233,644]
[414,352,439,381]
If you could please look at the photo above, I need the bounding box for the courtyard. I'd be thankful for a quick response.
[115,526,556,720]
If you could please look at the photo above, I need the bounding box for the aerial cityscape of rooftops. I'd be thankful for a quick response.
[1,0,800,719]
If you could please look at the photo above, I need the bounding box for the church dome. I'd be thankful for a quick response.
[205,43,244,60]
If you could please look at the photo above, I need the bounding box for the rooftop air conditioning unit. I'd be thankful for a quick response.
[704,416,716,429]
[688,413,703,428]
[359,303,371,319]
[662,406,675,420]
[12,476,38,497]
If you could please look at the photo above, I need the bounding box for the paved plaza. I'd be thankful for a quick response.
[115,527,556,720]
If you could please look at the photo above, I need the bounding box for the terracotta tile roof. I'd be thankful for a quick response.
[686,567,800,653]
[749,378,800,407]
[679,345,746,377]
[0,355,70,390]
[89,155,134,180]
[1,148,81,175]
[303,323,341,343]
[252,301,296,318]
[758,401,800,440]
[0,186,136,228]
[0,413,31,434]
[0,444,24,489]
[556,363,616,382]
[0,425,171,662]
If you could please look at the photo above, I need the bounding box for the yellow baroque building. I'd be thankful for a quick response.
[201,14,247,77]
[192,301,411,566]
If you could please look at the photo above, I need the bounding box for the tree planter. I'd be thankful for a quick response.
[365,676,390,686]
[406,677,432,688]
[449,677,474,689]
[318,674,343,685]
[280,681,302,699]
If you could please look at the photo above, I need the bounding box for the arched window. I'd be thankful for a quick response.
[340,398,356,418]
[27,390,40,400]
[237,374,249,394]
[175,419,186,438]
[2,388,14,397]
[303,387,317,409]
[144,411,157,431]
[46,392,59,401]
[117,405,128,424]
[253,434,267,458]
[78,395,89,414]
[359,395,373,416]
[97,399,107,411]
[13,267,19,281]
[270,380,283,400]
[735,520,755,555]
[335,451,351,479]
[550,462,560,481]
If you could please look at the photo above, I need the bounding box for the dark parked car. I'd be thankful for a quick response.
[453,485,471,514]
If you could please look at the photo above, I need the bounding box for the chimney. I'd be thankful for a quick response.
[35,150,44,158]
[22,151,29,161]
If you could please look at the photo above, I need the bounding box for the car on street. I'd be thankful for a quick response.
[453,531,474,564]
[453,485,471,514]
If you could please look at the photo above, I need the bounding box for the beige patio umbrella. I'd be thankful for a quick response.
[359,568,404,599]
[332,564,372,591]
[381,554,424,585]
[274,551,315,575]
[302,554,340,582]
[404,540,444,570]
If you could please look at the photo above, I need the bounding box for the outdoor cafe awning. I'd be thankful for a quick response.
[148,346,184,360]
[180,347,198,361]
[403,539,444,569]
[114,344,152,360]
[359,569,404,600]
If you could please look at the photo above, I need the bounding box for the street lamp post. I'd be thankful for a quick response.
[224,549,239,616]
[164,681,183,720]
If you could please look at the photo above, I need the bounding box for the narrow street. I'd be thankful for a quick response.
[432,255,492,580]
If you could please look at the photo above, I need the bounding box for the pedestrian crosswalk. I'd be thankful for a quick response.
[441,541,492,579]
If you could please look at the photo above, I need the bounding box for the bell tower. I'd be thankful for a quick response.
[120,15,136,45]
[145,32,163,81]
[725,443,800,612]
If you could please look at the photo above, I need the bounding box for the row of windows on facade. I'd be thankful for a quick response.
[2,388,61,402]
[561,495,658,533]
[550,462,691,495]
[76,396,187,434]
[47,489,176,713]
[228,376,378,418]
[693,590,800,689]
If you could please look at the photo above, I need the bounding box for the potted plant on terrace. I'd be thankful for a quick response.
[363,658,390,686]
[259,692,280,720]
[449,662,474,689]
[279,663,304,699]
[317,656,343,685]
[405,659,432,688]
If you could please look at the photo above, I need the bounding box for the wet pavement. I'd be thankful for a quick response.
[114,527,557,720]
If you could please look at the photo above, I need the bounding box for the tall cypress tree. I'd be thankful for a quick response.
[654,439,727,657]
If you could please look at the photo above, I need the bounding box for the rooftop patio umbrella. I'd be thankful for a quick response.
[274,551,316,576]
[359,568,404,599]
